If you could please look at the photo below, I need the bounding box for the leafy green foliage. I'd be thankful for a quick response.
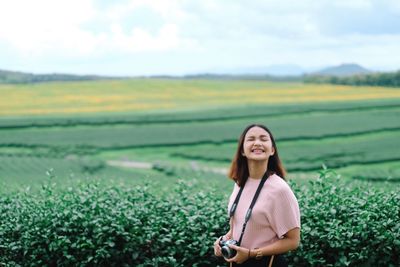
[288,169,400,266]
[0,180,228,266]
[1,170,399,266]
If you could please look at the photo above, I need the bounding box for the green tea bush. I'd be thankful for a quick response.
[288,169,400,266]
[0,181,228,267]
[0,170,399,266]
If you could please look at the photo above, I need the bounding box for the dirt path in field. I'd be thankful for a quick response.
[107,160,152,169]
[106,159,227,175]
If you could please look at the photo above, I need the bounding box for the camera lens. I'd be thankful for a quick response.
[221,246,236,259]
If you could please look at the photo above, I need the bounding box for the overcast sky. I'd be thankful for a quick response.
[0,0,399,76]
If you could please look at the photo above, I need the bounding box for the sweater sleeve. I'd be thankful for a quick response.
[268,185,301,239]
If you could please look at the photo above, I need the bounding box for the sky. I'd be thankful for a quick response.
[0,0,399,76]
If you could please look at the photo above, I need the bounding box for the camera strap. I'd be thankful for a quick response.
[229,171,269,246]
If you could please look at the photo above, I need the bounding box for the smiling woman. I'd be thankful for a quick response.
[214,124,300,267]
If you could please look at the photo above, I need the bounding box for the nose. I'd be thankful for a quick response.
[254,139,262,145]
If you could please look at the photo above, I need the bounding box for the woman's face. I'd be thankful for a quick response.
[242,126,275,161]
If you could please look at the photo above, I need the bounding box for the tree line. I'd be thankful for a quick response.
[0,69,118,84]
[304,70,400,87]
[2,68,399,87]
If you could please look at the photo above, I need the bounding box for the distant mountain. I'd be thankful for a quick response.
[311,63,372,77]
[208,64,305,76]
[1,63,383,84]
[0,69,121,84]
[182,73,302,82]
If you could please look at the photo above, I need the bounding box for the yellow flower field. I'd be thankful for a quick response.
[1,79,399,116]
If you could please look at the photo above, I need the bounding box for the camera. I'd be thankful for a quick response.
[219,238,238,259]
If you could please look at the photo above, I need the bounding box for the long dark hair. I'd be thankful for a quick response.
[228,124,286,187]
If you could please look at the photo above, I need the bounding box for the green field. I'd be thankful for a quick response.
[1,78,400,266]
[1,79,400,116]
[1,79,399,192]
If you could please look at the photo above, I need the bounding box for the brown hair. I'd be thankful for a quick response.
[228,124,286,187]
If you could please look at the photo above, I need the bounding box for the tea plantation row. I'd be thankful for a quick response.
[170,130,400,171]
[1,171,399,266]
[1,99,398,129]
[1,105,399,150]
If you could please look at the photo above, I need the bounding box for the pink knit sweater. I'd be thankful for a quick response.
[227,174,300,249]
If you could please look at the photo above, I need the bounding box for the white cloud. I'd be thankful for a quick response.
[379,0,400,15]
[100,0,196,53]
[107,0,188,21]
[332,0,372,9]
[0,0,399,75]
[107,23,181,52]
[0,0,98,56]
[0,0,194,57]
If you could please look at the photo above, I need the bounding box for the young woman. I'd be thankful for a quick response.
[213,124,300,267]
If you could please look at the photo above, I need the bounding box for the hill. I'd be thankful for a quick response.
[304,69,400,87]
[207,64,305,76]
[312,63,372,77]
[0,63,392,85]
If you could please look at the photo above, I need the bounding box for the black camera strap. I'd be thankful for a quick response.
[229,172,269,246]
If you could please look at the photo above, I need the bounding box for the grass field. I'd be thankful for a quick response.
[1,79,399,192]
[1,79,400,116]
[1,78,399,267]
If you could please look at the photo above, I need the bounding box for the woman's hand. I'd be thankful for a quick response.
[213,237,222,257]
[225,244,250,264]
[214,231,232,257]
